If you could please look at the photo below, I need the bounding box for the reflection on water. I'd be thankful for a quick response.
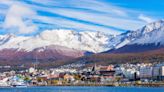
[0,86,163,92]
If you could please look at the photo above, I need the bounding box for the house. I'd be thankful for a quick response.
[29,67,37,74]
[63,74,75,83]
[152,64,164,80]
[139,66,153,79]
[99,65,115,82]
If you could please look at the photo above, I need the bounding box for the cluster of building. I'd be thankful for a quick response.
[0,63,164,87]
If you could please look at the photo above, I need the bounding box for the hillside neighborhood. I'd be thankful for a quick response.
[1,62,164,87]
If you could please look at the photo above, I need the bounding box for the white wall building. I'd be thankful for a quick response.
[152,64,164,80]
[139,66,153,79]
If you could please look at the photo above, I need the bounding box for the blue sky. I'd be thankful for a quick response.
[0,0,163,36]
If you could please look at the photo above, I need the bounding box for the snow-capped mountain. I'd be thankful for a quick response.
[0,20,164,53]
[106,19,164,53]
[108,19,164,49]
[0,29,115,53]
[0,19,163,62]
[131,19,164,45]
[0,29,114,61]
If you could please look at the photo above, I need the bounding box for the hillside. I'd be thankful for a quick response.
[67,48,164,67]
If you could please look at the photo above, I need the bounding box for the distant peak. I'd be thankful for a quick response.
[148,19,164,25]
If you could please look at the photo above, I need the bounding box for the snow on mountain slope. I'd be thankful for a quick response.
[0,20,163,54]
[104,19,164,53]
[0,29,114,53]
[34,45,85,58]
[131,19,164,45]
[108,19,164,50]
[0,34,30,49]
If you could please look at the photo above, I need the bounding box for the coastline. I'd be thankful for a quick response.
[1,83,164,88]
[32,83,164,87]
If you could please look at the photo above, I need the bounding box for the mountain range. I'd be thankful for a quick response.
[0,19,164,67]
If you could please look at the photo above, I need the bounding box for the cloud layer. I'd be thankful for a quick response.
[0,0,158,35]
[3,4,37,34]
[138,14,155,23]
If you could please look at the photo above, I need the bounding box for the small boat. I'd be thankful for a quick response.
[12,85,28,88]
[11,81,28,87]
[10,76,29,87]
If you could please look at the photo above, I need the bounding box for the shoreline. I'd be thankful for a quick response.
[1,83,164,88]
[32,83,164,87]
[0,85,163,88]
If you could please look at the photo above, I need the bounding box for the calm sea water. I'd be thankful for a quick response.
[0,86,163,92]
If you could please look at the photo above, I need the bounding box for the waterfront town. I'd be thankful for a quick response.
[1,62,164,87]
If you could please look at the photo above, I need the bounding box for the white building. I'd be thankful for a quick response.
[152,64,164,80]
[139,66,153,79]
[29,67,36,73]
[123,68,138,80]
[115,66,139,80]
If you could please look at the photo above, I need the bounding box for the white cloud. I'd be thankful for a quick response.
[0,0,158,35]
[30,0,146,32]
[31,0,129,17]
[3,4,37,34]
[0,0,14,5]
[35,16,122,35]
[40,8,144,30]
[138,14,155,23]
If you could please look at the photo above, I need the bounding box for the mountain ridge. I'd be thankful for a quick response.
[0,19,163,54]
[0,20,163,66]
[104,19,164,53]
